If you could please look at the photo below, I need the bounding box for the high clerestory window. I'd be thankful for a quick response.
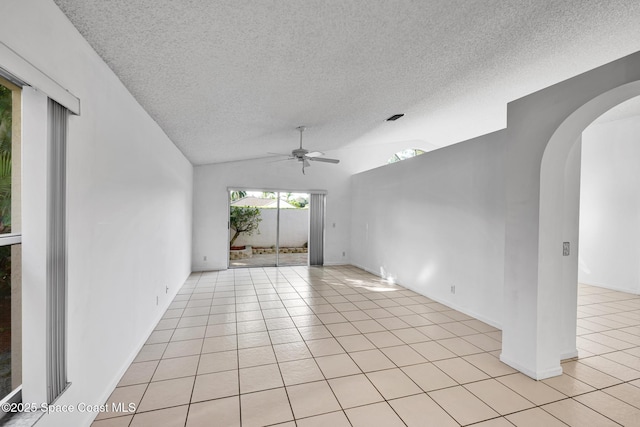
[387,148,425,164]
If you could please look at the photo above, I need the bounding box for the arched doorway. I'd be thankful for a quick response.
[538,82,640,367]
[501,51,640,380]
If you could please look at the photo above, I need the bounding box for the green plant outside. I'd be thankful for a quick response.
[0,83,12,398]
[229,206,262,247]
[229,190,247,201]
[0,84,11,233]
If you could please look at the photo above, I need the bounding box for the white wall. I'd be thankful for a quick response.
[336,138,440,175]
[350,130,506,327]
[193,157,350,270]
[192,132,448,270]
[503,52,640,379]
[2,1,194,426]
[559,139,581,359]
[579,116,640,293]
[233,208,309,248]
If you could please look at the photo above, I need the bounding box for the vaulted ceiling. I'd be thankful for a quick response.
[53,0,640,165]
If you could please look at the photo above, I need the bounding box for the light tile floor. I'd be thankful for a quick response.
[91,266,640,427]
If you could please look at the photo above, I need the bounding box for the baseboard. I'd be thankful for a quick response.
[350,263,502,330]
[88,271,190,425]
[407,285,502,330]
[499,354,563,380]
[351,263,384,280]
[578,280,639,295]
[560,349,579,361]
[191,263,227,272]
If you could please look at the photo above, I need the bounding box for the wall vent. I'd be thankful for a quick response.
[386,113,404,121]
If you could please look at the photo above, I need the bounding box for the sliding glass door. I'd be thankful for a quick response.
[277,192,309,266]
[228,190,311,268]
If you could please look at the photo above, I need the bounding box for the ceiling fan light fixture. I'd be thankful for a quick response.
[271,126,341,174]
[386,113,405,121]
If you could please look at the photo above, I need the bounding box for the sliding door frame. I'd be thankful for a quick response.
[227,187,326,268]
[0,74,23,411]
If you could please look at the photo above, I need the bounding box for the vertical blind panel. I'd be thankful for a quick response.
[275,195,280,266]
[46,99,67,403]
[309,193,325,266]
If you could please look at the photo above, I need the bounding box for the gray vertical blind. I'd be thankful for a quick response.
[276,195,280,266]
[308,193,325,266]
[46,98,68,403]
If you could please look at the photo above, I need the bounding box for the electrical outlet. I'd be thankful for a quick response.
[450,285,456,294]
[342,251,346,257]
[563,242,570,256]
[204,255,207,261]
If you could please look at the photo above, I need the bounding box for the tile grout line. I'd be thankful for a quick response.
[94,269,640,427]
[229,268,244,427]
[183,271,203,427]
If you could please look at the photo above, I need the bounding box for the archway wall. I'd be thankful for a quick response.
[502,51,640,379]
[558,139,582,361]
[580,116,640,294]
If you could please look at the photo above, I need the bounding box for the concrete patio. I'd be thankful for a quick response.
[229,251,308,267]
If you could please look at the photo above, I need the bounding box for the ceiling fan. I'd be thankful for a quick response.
[270,126,340,174]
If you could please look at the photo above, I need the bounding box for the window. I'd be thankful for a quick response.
[0,47,76,411]
[0,76,22,403]
[387,148,425,164]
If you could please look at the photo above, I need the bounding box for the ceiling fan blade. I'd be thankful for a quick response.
[307,156,340,164]
[268,158,293,163]
[267,152,292,157]
[305,151,324,158]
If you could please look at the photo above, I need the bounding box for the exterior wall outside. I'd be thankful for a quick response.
[233,208,309,248]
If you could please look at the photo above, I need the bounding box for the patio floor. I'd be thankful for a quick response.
[229,252,308,268]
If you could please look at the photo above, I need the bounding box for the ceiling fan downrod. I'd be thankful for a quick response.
[297,126,306,150]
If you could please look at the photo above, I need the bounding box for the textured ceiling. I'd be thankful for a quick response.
[53,0,640,165]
